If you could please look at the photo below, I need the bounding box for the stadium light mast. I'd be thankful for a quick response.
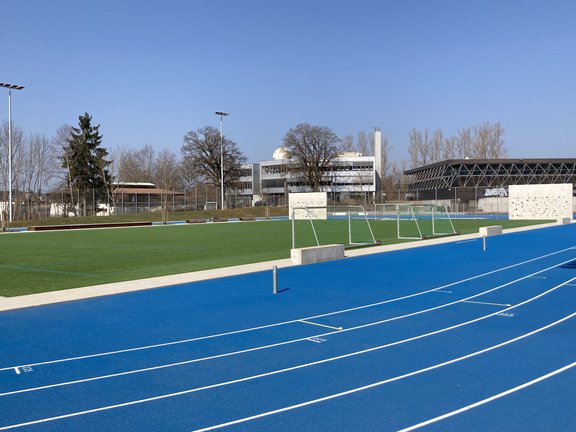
[1,82,25,223]
[215,111,229,210]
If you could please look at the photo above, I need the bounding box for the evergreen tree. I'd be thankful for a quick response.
[62,113,111,216]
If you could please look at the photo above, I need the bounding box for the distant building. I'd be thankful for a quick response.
[231,163,261,207]
[404,158,576,212]
[113,182,184,214]
[258,147,377,206]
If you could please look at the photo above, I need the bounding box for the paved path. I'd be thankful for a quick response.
[0,222,562,312]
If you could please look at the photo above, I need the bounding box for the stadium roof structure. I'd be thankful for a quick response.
[404,158,576,192]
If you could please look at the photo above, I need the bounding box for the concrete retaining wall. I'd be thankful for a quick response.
[291,244,345,265]
[479,225,503,237]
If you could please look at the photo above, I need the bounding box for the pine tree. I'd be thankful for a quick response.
[62,113,111,216]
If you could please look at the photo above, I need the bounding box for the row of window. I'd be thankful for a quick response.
[261,164,374,175]
[261,179,374,188]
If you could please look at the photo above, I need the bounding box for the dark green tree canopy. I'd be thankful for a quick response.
[62,112,111,211]
[282,123,341,191]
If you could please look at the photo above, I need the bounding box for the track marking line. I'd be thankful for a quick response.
[187,312,576,431]
[306,337,327,344]
[3,267,575,397]
[462,300,512,307]
[13,368,20,375]
[185,311,576,432]
[299,320,343,331]
[3,310,574,432]
[3,246,574,373]
[1,275,574,429]
[434,290,452,294]
[530,276,547,279]
[399,360,576,431]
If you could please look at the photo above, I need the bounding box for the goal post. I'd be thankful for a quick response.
[394,204,417,240]
[395,203,457,240]
[291,205,377,249]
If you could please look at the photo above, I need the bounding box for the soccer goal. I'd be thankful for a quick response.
[291,205,377,249]
[396,204,458,240]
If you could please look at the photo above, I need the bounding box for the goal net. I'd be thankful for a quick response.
[291,206,377,249]
[388,204,458,240]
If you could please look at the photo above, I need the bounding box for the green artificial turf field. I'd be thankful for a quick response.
[0,218,548,296]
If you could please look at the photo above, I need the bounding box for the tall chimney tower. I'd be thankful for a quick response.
[374,127,382,197]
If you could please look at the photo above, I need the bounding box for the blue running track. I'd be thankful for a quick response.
[1,224,575,431]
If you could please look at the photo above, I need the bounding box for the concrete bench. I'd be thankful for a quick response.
[28,221,151,231]
[291,244,345,265]
[479,225,502,237]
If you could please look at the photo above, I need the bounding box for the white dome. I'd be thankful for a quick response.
[272,146,291,160]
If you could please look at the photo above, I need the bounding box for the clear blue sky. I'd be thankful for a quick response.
[1,0,575,164]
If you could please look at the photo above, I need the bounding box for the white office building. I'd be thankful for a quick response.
[257,148,377,206]
[234,128,383,206]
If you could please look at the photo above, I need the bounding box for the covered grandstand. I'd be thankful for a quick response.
[404,158,576,212]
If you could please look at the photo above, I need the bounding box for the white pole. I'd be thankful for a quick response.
[220,115,224,210]
[215,111,229,210]
[273,265,278,294]
[8,89,12,222]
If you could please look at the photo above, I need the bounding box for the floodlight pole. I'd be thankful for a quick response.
[215,111,229,210]
[1,83,25,223]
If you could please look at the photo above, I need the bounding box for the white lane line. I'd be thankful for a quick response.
[3,265,575,398]
[399,360,576,431]
[463,300,512,307]
[2,310,574,432]
[188,311,576,432]
[1,275,574,432]
[13,368,20,375]
[3,246,574,373]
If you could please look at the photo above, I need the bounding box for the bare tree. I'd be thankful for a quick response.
[154,149,180,223]
[340,134,354,152]
[282,123,341,191]
[356,131,372,156]
[20,134,58,219]
[483,122,506,159]
[456,127,473,159]
[181,125,247,208]
[409,123,506,164]
[443,136,459,160]
[379,134,392,183]
[53,125,77,216]
[430,129,444,162]
[178,155,199,193]
[117,144,156,183]
[408,128,432,168]
[385,161,409,201]
[0,121,24,220]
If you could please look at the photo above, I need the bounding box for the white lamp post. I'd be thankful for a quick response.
[215,111,229,210]
[1,82,25,223]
